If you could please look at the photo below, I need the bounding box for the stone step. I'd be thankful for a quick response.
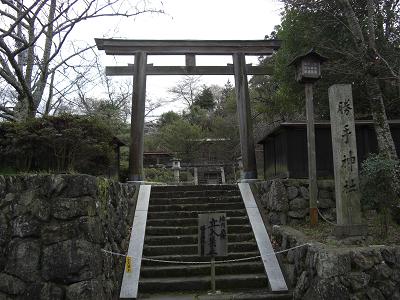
[138,290,293,300]
[141,251,260,266]
[144,233,255,246]
[147,209,247,220]
[143,242,258,256]
[138,273,268,293]
[148,202,244,212]
[140,261,265,278]
[151,185,238,192]
[149,196,243,205]
[146,216,249,227]
[150,190,240,199]
[145,224,252,236]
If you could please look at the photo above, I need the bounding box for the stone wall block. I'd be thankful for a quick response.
[290,197,308,210]
[303,277,350,300]
[0,176,6,198]
[380,247,396,266]
[351,249,382,271]
[287,186,299,200]
[394,247,400,267]
[305,248,318,274]
[283,263,296,288]
[0,193,15,210]
[5,239,41,282]
[299,186,309,199]
[41,217,104,245]
[32,199,51,222]
[11,215,40,238]
[0,273,26,295]
[294,271,310,300]
[346,272,370,291]
[42,239,102,284]
[11,190,36,217]
[52,196,96,220]
[392,269,400,283]
[316,251,351,279]
[0,214,9,246]
[375,280,397,298]
[267,212,287,225]
[58,175,97,198]
[40,283,65,300]
[366,287,385,300]
[267,179,289,212]
[66,279,105,300]
[288,209,308,219]
[372,262,393,280]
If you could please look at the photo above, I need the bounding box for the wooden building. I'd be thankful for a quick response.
[258,120,400,179]
[143,152,173,168]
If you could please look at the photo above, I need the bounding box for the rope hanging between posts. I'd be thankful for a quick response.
[101,243,311,265]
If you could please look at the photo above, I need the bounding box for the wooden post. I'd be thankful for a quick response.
[185,54,196,67]
[233,53,257,179]
[211,257,216,293]
[305,83,318,225]
[128,51,147,181]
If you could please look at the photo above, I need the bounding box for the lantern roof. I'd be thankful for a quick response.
[288,49,328,67]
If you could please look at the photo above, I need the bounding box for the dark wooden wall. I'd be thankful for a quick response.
[261,122,400,179]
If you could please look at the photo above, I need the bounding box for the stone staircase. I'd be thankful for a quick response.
[137,185,292,299]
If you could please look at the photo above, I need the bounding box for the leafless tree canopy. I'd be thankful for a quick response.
[0,0,163,121]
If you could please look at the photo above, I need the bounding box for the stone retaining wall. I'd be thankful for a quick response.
[252,179,336,225]
[0,175,136,300]
[272,225,400,300]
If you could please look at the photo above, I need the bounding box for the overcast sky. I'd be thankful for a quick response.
[88,0,284,118]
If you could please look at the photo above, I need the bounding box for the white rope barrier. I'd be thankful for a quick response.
[101,243,311,265]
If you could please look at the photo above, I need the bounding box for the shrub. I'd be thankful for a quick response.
[0,114,115,176]
[144,168,174,183]
[360,154,400,235]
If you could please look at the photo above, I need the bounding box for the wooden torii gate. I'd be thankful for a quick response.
[95,39,281,181]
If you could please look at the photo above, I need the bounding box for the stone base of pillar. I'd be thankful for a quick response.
[333,224,368,238]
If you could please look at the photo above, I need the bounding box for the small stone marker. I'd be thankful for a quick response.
[198,213,228,257]
[328,84,367,237]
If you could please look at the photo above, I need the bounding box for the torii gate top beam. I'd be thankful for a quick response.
[95,39,281,56]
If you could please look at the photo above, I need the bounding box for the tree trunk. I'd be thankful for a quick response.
[366,74,398,159]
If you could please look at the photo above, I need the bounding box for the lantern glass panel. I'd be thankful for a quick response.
[303,61,319,76]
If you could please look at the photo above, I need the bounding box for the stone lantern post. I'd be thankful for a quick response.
[171,158,181,184]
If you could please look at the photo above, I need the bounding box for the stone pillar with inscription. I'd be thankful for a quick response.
[328,84,367,237]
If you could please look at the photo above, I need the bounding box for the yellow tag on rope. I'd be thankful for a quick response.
[125,256,132,273]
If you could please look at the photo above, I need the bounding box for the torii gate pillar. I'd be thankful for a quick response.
[128,51,147,181]
[233,53,257,179]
